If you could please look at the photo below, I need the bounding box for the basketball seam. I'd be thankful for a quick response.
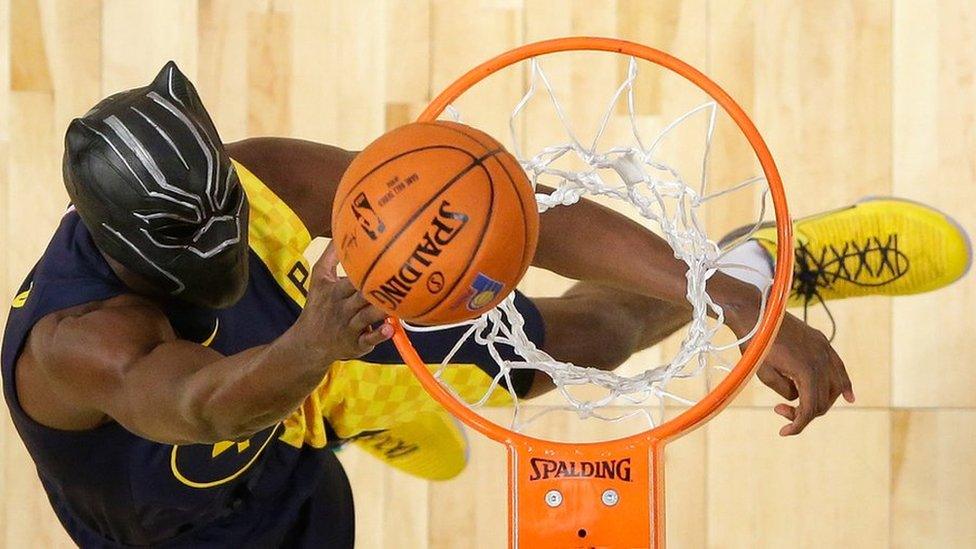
[418,120,501,152]
[414,121,494,154]
[437,122,535,283]
[333,144,482,218]
[439,153,530,321]
[485,153,534,280]
[359,148,505,302]
[410,152,498,320]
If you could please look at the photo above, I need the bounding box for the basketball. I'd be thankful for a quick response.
[331,121,539,325]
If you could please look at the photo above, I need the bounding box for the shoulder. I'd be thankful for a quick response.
[228,137,355,178]
[31,294,174,363]
[14,294,176,430]
[20,295,174,409]
[227,137,355,237]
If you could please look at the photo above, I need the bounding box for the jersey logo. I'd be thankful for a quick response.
[211,439,250,457]
[201,318,219,347]
[11,283,32,308]
[170,424,279,488]
[287,261,309,298]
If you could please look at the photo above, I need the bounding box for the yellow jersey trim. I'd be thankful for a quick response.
[232,159,312,308]
[169,427,278,489]
[12,284,31,308]
[229,159,329,449]
[201,319,219,347]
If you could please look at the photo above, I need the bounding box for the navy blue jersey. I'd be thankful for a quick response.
[1,160,543,548]
[1,161,356,548]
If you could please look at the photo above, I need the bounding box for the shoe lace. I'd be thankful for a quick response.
[792,234,907,340]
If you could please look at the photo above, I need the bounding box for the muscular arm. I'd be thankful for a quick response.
[223,137,851,435]
[227,138,354,238]
[531,187,759,325]
[225,138,756,319]
[530,187,853,435]
[16,250,390,445]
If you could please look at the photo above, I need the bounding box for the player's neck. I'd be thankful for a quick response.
[100,251,170,302]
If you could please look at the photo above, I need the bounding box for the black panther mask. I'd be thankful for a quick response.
[63,61,249,308]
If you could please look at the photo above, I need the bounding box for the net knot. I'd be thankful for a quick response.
[536,184,583,212]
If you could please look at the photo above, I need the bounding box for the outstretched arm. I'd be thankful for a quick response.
[532,189,854,435]
[16,248,391,444]
[225,137,764,321]
[225,137,853,435]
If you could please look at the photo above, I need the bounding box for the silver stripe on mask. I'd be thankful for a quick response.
[101,222,187,295]
[139,191,244,258]
[148,90,219,212]
[129,105,190,170]
[104,115,205,211]
[86,123,203,222]
[133,211,200,224]
[164,66,229,211]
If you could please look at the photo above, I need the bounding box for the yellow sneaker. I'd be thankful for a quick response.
[724,197,971,307]
[350,410,468,481]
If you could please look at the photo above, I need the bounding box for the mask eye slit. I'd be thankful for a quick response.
[155,222,199,241]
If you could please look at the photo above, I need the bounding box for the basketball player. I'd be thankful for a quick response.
[2,62,970,547]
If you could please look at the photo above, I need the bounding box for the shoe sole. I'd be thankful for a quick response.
[717,196,973,284]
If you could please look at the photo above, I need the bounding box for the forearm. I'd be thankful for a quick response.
[189,330,335,441]
[533,191,763,330]
[154,246,384,444]
[121,329,335,444]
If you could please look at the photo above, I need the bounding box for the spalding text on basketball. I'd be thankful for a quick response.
[528,457,632,482]
[369,200,469,309]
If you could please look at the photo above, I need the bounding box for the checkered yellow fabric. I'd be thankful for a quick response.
[231,159,511,458]
[312,360,512,440]
[233,159,312,306]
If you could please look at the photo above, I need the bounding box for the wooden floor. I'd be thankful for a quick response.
[2,1,974,547]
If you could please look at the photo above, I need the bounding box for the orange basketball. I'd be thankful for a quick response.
[331,121,539,325]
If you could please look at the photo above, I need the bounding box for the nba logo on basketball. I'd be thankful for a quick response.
[351,192,385,240]
[465,273,503,311]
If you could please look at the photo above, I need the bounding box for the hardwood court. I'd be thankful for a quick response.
[1,1,973,547]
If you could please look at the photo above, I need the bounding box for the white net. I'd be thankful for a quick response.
[406,53,775,436]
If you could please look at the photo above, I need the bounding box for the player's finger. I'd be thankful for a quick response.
[340,291,370,316]
[814,366,832,417]
[757,365,798,401]
[313,241,341,282]
[350,305,388,332]
[358,323,394,349]
[831,350,856,403]
[330,278,359,300]
[774,403,796,421]
[779,374,816,436]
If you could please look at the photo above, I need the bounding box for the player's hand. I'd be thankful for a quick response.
[295,242,393,362]
[752,313,855,436]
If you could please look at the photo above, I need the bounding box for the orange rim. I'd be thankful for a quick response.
[390,36,793,452]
